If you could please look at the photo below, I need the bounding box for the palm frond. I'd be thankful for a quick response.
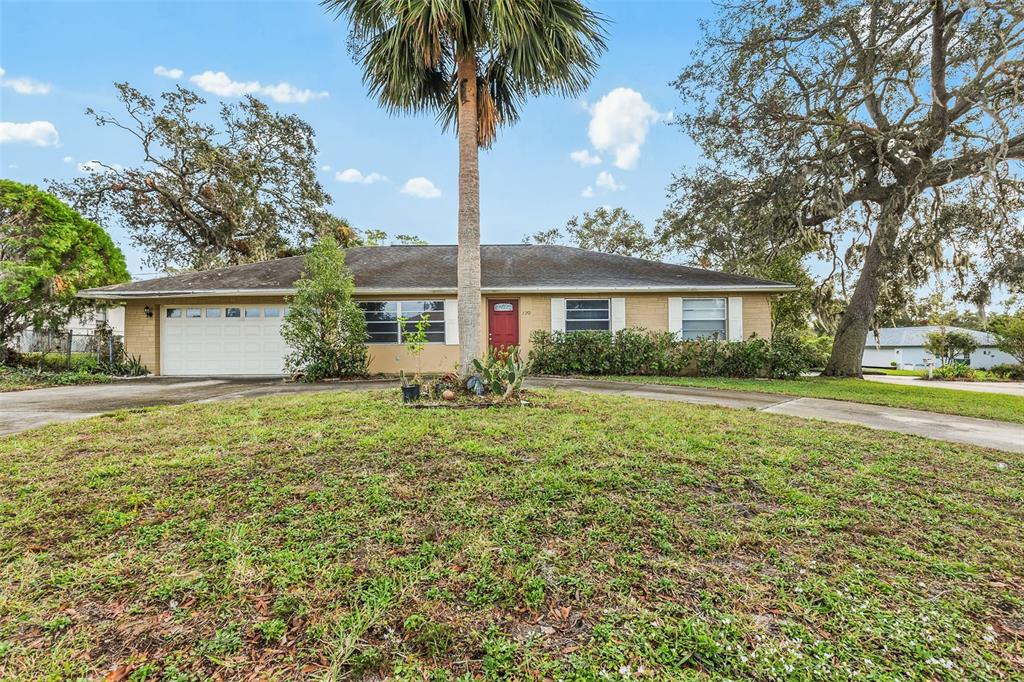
[324,0,608,144]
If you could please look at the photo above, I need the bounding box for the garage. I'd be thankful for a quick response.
[160,303,290,376]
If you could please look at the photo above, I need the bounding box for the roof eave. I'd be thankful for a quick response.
[78,283,796,299]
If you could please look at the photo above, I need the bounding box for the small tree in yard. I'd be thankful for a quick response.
[924,329,978,367]
[281,237,367,381]
[0,180,129,364]
[993,315,1024,365]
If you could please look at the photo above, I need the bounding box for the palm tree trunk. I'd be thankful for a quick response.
[822,199,907,377]
[456,52,482,376]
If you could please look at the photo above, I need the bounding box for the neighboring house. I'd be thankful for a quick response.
[77,245,794,376]
[862,326,1016,370]
[16,306,125,353]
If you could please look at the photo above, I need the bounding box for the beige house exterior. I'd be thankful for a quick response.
[81,245,790,377]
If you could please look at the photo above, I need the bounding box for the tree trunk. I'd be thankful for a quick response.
[822,200,907,378]
[456,53,482,377]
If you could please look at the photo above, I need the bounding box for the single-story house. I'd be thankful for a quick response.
[77,244,794,376]
[862,326,1016,370]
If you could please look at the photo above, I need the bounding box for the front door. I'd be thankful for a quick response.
[488,299,519,352]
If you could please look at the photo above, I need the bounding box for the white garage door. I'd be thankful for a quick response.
[161,304,290,376]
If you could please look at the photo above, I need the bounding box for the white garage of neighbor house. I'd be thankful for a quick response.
[862,326,1016,370]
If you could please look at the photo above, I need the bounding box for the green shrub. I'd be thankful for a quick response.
[988,363,1024,380]
[530,329,816,379]
[529,329,692,376]
[693,337,769,377]
[932,361,976,380]
[281,237,368,381]
[765,332,818,379]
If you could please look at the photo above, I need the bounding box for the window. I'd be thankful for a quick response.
[565,299,610,332]
[244,307,260,318]
[225,307,241,318]
[205,308,221,318]
[681,298,727,340]
[165,308,181,319]
[264,307,280,318]
[185,308,202,318]
[358,300,445,344]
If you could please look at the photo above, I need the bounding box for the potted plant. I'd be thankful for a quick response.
[398,314,429,402]
[399,369,419,402]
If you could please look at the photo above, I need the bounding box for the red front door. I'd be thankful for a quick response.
[488,299,519,352]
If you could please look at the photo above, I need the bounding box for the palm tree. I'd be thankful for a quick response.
[323,0,607,375]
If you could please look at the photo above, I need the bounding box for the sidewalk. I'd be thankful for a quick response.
[528,377,1024,454]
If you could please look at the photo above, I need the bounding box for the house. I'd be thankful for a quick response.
[76,244,794,376]
[862,326,1016,370]
[16,306,125,353]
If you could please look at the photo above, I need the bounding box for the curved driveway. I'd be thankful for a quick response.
[2,376,1023,454]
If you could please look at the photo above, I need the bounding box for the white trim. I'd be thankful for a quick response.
[444,299,459,345]
[727,297,744,341]
[551,298,566,333]
[610,297,626,333]
[667,297,682,340]
[78,283,795,300]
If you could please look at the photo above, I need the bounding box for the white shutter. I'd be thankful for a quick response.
[444,299,459,345]
[551,298,566,333]
[611,297,626,333]
[668,297,683,339]
[727,296,744,340]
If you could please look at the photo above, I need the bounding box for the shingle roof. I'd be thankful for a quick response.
[79,244,795,298]
[865,326,999,348]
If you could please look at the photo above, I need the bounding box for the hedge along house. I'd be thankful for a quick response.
[77,244,794,376]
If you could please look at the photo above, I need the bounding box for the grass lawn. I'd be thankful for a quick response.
[0,366,111,392]
[1,390,1022,679]
[602,375,1024,425]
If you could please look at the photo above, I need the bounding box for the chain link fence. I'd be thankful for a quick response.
[15,328,126,371]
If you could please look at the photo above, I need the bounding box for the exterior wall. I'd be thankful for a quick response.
[124,301,160,374]
[123,291,777,376]
[863,344,1017,370]
[741,295,773,339]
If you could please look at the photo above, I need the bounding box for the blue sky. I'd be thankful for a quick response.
[1,0,706,277]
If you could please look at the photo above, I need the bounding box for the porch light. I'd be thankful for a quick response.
[144,305,153,318]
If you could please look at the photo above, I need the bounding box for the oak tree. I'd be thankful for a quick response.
[53,83,341,271]
[659,0,1024,376]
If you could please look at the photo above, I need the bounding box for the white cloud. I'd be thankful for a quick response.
[595,170,624,191]
[154,65,183,79]
[0,67,52,95]
[63,155,74,163]
[570,149,602,167]
[336,168,387,184]
[401,177,441,199]
[0,121,59,146]
[581,186,595,198]
[320,164,332,172]
[587,87,661,170]
[189,70,328,104]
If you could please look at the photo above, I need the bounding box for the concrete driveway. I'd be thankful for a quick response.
[530,377,1024,454]
[0,377,393,437]
[865,373,1024,397]
[4,375,1023,454]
